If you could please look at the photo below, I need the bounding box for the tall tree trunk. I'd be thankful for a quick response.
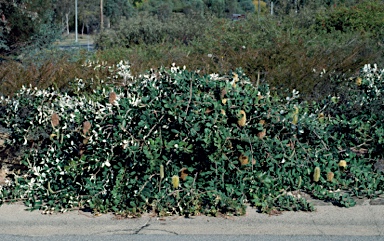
[65,12,70,35]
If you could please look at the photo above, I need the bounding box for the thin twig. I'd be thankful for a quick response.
[138,174,157,195]
[312,130,329,151]
[185,80,193,116]
[143,115,165,140]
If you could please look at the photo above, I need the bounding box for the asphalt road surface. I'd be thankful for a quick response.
[0,201,383,240]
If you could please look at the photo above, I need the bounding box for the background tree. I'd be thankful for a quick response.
[0,0,60,56]
[53,0,73,35]
[104,0,135,26]
[78,0,100,34]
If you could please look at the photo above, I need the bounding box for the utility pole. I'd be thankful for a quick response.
[75,0,78,42]
[100,0,104,31]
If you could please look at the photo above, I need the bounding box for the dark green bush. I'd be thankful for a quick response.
[95,12,211,49]
[93,11,382,101]
[314,0,384,37]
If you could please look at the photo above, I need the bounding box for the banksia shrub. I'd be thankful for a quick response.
[2,62,384,217]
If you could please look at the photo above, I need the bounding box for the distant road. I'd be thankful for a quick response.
[57,44,95,51]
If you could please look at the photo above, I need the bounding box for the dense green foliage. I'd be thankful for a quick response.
[0,62,383,215]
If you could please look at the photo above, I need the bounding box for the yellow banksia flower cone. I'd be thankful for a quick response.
[49,133,57,140]
[232,73,239,87]
[298,176,302,188]
[356,77,362,86]
[294,105,299,115]
[339,160,347,169]
[172,175,179,188]
[221,109,226,115]
[222,98,227,105]
[238,110,246,127]
[327,172,334,182]
[313,167,321,182]
[160,165,164,180]
[318,113,325,123]
[292,115,298,125]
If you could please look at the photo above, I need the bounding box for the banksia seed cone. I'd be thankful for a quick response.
[238,110,246,127]
[239,154,249,166]
[313,167,320,182]
[51,113,60,127]
[109,91,117,105]
[327,172,334,182]
[220,88,227,99]
[172,175,179,188]
[257,129,266,139]
[83,121,91,135]
[180,168,188,181]
[221,109,226,115]
[160,165,164,179]
[259,120,265,125]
